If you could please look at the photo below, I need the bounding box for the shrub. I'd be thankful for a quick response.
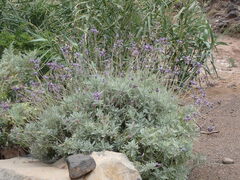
[11,72,197,179]
[0,102,38,147]
[0,46,39,101]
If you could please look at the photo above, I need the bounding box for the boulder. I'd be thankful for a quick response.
[66,154,96,179]
[80,151,142,180]
[0,157,69,180]
[0,151,141,180]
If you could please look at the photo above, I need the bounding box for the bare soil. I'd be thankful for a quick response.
[188,35,240,180]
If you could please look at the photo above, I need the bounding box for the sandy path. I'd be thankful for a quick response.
[189,35,240,180]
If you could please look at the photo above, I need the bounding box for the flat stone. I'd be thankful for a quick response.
[222,157,234,164]
[0,157,69,180]
[0,152,141,180]
[52,158,67,169]
[80,151,142,180]
[66,154,96,179]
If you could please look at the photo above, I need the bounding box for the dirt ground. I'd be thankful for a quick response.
[188,35,240,180]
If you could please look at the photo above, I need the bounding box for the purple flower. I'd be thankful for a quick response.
[190,80,197,86]
[0,102,10,110]
[61,45,70,55]
[174,70,180,75]
[194,62,202,68]
[30,59,40,64]
[156,37,169,45]
[207,126,215,132]
[30,59,40,69]
[93,91,102,100]
[59,74,72,80]
[43,75,49,80]
[177,40,183,44]
[90,28,99,34]
[131,49,140,57]
[30,81,40,87]
[12,86,22,91]
[184,115,192,121]
[46,62,64,70]
[183,56,192,64]
[74,52,81,58]
[155,163,163,168]
[72,63,81,67]
[33,72,38,76]
[195,98,202,105]
[159,66,165,73]
[165,69,172,73]
[114,40,124,48]
[48,82,62,93]
[99,50,106,57]
[143,44,153,51]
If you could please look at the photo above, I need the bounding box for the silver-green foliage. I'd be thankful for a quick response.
[11,73,197,179]
[0,46,37,100]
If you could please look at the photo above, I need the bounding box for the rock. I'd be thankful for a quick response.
[226,10,239,19]
[0,152,141,180]
[222,157,234,164]
[66,154,96,179]
[0,157,69,180]
[0,147,26,159]
[216,20,229,29]
[52,158,68,169]
[80,151,142,180]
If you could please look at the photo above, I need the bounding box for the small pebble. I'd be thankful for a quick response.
[222,157,234,164]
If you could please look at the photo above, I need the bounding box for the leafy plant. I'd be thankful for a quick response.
[0,46,39,101]
[1,0,217,88]
[11,72,197,179]
[0,102,38,147]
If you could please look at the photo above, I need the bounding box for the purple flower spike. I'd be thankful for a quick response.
[90,28,99,34]
[93,91,102,100]
[156,37,169,45]
[131,49,140,57]
[99,50,106,57]
[30,59,40,64]
[155,163,163,168]
[207,126,215,132]
[61,45,70,55]
[190,80,197,86]
[74,52,81,57]
[72,63,81,67]
[48,82,62,93]
[184,115,192,121]
[46,62,63,70]
[143,44,153,51]
[12,86,22,91]
[43,75,49,80]
[0,102,10,110]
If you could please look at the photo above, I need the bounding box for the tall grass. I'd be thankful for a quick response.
[0,0,217,88]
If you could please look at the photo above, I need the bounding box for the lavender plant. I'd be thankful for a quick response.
[1,0,217,88]
[10,72,197,180]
